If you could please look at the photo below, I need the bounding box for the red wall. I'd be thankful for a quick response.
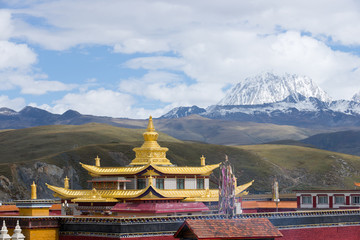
[60,235,176,240]
[280,225,360,240]
[60,225,360,240]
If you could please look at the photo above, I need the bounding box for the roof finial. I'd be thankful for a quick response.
[201,155,206,166]
[64,176,69,189]
[31,181,37,200]
[95,155,101,167]
[147,116,155,132]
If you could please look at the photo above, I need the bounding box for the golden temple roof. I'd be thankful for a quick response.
[46,180,254,202]
[72,188,118,203]
[80,162,220,176]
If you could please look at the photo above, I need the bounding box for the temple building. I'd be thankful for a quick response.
[46,116,253,216]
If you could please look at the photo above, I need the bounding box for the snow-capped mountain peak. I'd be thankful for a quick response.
[218,72,331,105]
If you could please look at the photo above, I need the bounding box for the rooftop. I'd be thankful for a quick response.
[174,218,283,239]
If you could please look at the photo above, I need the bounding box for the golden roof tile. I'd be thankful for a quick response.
[152,164,220,175]
[80,162,220,176]
[46,180,253,202]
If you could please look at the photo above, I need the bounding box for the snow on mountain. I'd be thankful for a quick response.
[0,107,18,116]
[218,72,331,105]
[208,95,321,117]
[329,100,360,115]
[160,106,206,119]
[352,91,360,102]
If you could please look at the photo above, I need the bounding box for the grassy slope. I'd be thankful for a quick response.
[1,123,360,195]
[112,115,322,145]
[0,123,179,177]
[237,144,360,191]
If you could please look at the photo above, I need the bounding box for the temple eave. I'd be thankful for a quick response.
[80,162,220,176]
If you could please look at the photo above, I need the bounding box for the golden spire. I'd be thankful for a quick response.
[130,116,172,166]
[147,116,155,132]
[143,116,159,142]
[201,155,206,166]
[31,181,37,200]
[64,176,69,189]
[95,155,101,167]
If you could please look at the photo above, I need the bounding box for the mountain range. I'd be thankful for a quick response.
[1,72,360,154]
[161,73,360,128]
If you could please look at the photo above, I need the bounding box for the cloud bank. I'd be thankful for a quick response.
[1,0,360,118]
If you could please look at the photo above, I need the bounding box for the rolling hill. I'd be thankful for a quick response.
[0,106,341,145]
[0,123,360,201]
[300,130,360,156]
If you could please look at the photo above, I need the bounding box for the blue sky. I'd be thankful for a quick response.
[0,0,360,118]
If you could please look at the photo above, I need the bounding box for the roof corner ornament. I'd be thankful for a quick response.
[64,176,69,189]
[200,155,206,166]
[95,155,101,167]
[31,181,37,200]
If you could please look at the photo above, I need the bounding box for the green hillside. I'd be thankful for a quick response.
[237,144,360,191]
[0,123,179,165]
[112,115,323,145]
[0,123,360,201]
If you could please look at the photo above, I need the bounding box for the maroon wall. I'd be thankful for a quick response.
[60,225,360,240]
[60,236,176,240]
[280,225,360,240]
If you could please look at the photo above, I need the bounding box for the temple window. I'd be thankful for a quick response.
[302,196,312,204]
[318,195,328,204]
[156,178,164,189]
[177,178,185,189]
[137,178,146,189]
[197,178,204,189]
[335,195,345,204]
[352,196,360,204]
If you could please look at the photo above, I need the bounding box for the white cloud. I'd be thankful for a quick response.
[0,95,26,111]
[3,0,360,111]
[36,88,157,118]
[119,71,224,108]
[0,71,77,95]
[9,0,360,49]
[0,41,37,70]
[0,11,75,96]
[0,10,13,40]
[122,31,360,100]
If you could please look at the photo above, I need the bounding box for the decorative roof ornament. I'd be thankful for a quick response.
[130,116,172,166]
[64,176,69,189]
[0,220,11,240]
[147,116,155,132]
[31,181,37,200]
[95,156,101,167]
[201,155,206,166]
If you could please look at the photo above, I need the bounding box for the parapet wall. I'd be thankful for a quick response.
[2,210,360,239]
